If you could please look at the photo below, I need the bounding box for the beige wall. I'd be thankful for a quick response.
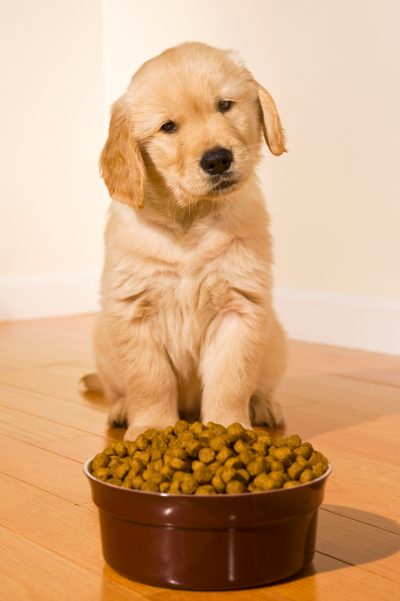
[0,1,399,341]
[103,0,400,296]
[0,0,106,276]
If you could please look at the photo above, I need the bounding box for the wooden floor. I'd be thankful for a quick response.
[0,314,399,601]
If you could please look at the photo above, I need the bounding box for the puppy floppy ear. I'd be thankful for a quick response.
[100,98,145,208]
[257,85,287,156]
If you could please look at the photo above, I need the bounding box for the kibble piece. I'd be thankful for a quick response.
[193,464,212,484]
[226,480,246,494]
[252,440,269,455]
[211,474,225,493]
[220,466,236,484]
[185,440,201,458]
[283,480,300,488]
[198,448,216,464]
[170,457,190,471]
[209,435,229,451]
[172,470,188,482]
[121,478,133,488]
[287,462,304,481]
[309,451,326,466]
[143,428,158,441]
[159,482,170,493]
[225,456,244,470]
[108,477,122,486]
[142,468,154,481]
[112,441,128,457]
[299,469,314,483]
[257,433,273,446]
[216,447,234,463]
[253,473,276,491]
[170,447,188,460]
[268,460,285,472]
[113,463,130,480]
[93,467,111,481]
[168,480,181,494]
[164,425,175,437]
[295,455,309,469]
[136,435,149,451]
[312,461,328,478]
[233,439,249,454]
[160,465,174,480]
[195,485,216,495]
[91,453,109,470]
[150,446,163,462]
[147,472,162,486]
[295,443,313,460]
[199,430,213,445]
[107,457,120,469]
[180,477,197,494]
[207,423,226,436]
[125,441,137,455]
[235,469,251,485]
[269,471,286,487]
[174,420,190,434]
[190,421,205,436]
[131,475,144,489]
[247,456,267,476]
[270,446,293,466]
[129,457,143,473]
[243,429,257,444]
[274,436,289,448]
[152,458,163,472]
[226,422,245,443]
[239,448,255,466]
[142,479,159,492]
[208,461,221,475]
[287,435,302,449]
[134,450,150,465]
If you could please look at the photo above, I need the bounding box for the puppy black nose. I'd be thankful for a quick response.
[200,147,233,175]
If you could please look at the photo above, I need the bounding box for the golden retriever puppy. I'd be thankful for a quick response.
[83,42,287,440]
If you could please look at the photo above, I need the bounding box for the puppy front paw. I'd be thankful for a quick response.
[107,399,128,428]
[250,396,285,428]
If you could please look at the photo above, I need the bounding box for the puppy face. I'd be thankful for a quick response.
[101,42,286,209]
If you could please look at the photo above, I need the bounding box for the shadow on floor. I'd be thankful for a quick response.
[280,504,399,586]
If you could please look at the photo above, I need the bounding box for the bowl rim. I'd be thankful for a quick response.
[83,455,332,499]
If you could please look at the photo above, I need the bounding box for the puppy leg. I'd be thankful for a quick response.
[199,312,263,428]
[250,317,287,427]
[123,340,179,440]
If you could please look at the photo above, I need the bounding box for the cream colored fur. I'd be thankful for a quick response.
[83,42,288,439]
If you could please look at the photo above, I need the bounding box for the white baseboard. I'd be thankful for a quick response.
[274,287,400,356]
[0,271,100,321]
[1,274,399,355]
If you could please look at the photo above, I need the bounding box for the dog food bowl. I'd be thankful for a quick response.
[83,457,332,590]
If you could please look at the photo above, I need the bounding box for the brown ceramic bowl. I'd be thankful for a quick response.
[83,457,332,590]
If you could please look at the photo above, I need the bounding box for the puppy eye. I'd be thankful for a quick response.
[161,121,178,133]
[218,100,233,113]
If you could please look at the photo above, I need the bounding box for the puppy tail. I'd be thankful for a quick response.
[80,373,103,394]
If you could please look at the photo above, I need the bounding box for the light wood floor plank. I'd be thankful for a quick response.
[0,434,90,505]
[0,473,161,597]
[0,405,85,445]
[0,314,399,600]
[0,383,108,435]
[0,525,146,601]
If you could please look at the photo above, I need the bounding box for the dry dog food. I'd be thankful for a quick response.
[90,421,329,494]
